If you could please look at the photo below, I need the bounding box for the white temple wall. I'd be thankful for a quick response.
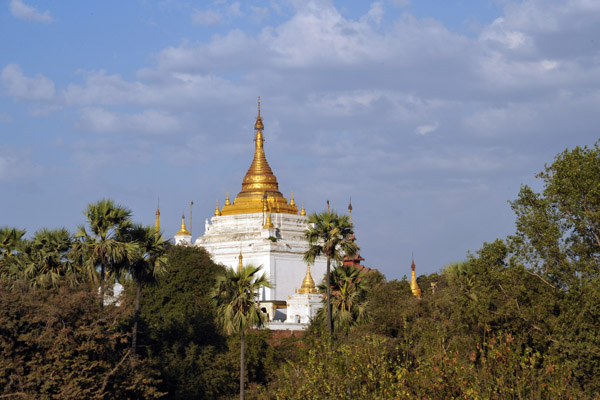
[194,212,327,303]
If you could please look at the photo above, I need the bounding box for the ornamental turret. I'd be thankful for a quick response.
[175,214,192,245]
[155,205,161,233]
[410,258,422,298]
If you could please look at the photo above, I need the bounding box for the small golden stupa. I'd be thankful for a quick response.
[299,264,318,294]
[410,258,422,298]
[155,205,161,233]
[176,214,190,236]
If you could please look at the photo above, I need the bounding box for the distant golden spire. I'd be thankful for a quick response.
[238,250,243,272]
[225,192,231,206]
[176,214,190,236]
[410,258,422,298]
[348,198,353,224]
[190,201,193,236]
[290,191,295,206]
[155,204,161,233]
[254,96,264,130]
[299,264,317,294]
[215,199,221,216]
[300,200,306,216]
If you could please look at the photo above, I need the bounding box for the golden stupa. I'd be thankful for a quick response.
[298,264,318,294]
[410,259,422,298]
[220,98,299,216]
[176,214,190,236]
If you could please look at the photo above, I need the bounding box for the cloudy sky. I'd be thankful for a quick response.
[1,0,598,279]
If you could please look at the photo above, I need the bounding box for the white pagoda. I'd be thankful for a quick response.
[181,99,327,322]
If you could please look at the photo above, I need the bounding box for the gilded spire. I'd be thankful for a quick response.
[254,96,264,130]
[176,214,190,236]
[410,258,422,298]
[155,204,161,233]
[348,197,353,224]
[225,192,231,206]
[190,201,193,236]
[238,250,243,272]
[299,264,317,294]
[215,199,221,216]
[290,191,295,206]
[220,99,299,216]
[300,200,306,216]
[264,213,274,229]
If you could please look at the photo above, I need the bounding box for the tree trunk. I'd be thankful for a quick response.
[100,263,106,310]
[326,256,332,337]
[240,329,245,400]
[132,282,141,355]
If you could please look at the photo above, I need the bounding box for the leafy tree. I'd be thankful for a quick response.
[510,140,600,288]
[0,281,164,399]
[274,334,406,399]
[315,264,369,336]
[75,199,134,307]
[509,141,600,392]
[120,224,169,355]
[304,211,358,337]
[139,245,227,399]
[211,265,271,400]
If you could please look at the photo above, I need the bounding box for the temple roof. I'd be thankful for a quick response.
[220,98,298,216]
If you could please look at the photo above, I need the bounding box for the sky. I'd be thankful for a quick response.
[1,0,599,280]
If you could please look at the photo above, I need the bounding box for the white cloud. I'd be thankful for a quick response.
[191,2,243,26]
[1,64,55,101]
[479,18,529,50]
[63,70,154,106]
[78,108,181,135]
[10,0,54,23]
[0,147,43,182]
[69,138,151,173]
[463,104,539,138]
[415,122,439,135]
[249,6,269,24]
[362,1,384,25]
[63,68,248,111]
[228,2,243,17]
[191,9,223,26]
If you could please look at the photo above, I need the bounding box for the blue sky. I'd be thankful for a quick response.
[1,0,599,279]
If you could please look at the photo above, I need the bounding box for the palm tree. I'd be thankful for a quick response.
[304,211,359,337]
[0,227,26,256]
[75,199,134,308]
[121,224,169,355]
[20,228,77,287]
[211,265,271,400]
[0,227,26,278]
[316,264,369,336]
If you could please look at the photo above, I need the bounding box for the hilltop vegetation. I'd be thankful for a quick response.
[0,141,599,399]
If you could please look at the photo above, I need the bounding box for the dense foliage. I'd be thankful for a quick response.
[0,282,164,399]
[0,141,599,399]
